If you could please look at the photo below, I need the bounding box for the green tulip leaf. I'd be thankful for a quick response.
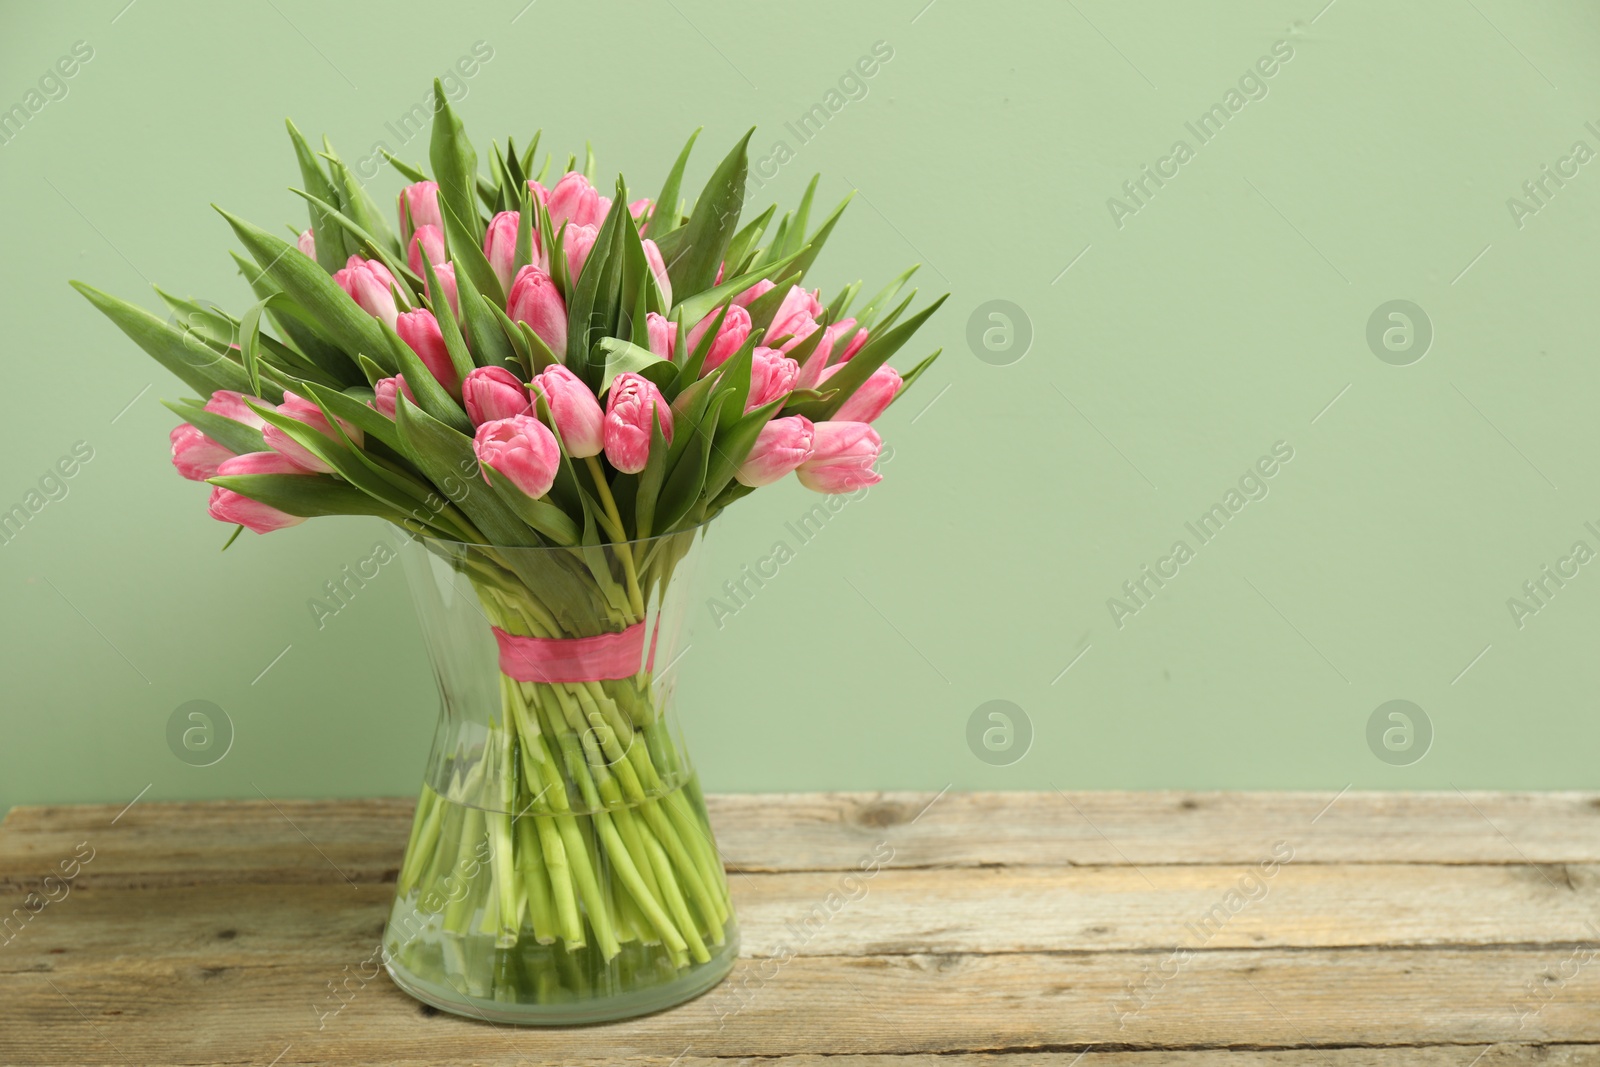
[71,281,254,399]
[208,472,396,520]
[395,394,536,546]
[216,208,388,369]
[429,80,483,247]
[664,129,752,300]
[649,127,700,237]
[594,338,676,396]
[161,398,267,456]
[286,119,350,271]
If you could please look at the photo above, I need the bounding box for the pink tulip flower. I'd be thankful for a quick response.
[795,318,867,390]
[398,180,442,241]
[796,421,882,493]
[372,375,415,419]
[646,312,675,360]
[333,256,402,331]
[825,364,902,423]
[563,223,598,283]
[209,451,312,533]
[207,489,305,533]
[395,309,458,395]
[507,266,568,354]
[735,416,815,487]
[527,179,549,205]
[546,173,605,229]
[837,325,870,363]
[462,365,531,426]
[170,424,235,482]
[642,238,672,307]
[747,347,800,412]
[732,279,775,308]
[204,390,268,430]
[474,414,561,500]
[407,224,446,277]
[767,286,824,350]
[217,451,310,476]
[629,198,652,222]
[688,304,752,375]
[483,210,524,293]
[428,262,460,319]
[296,229,316,259]
[261,391,363,474]
[604,373,673,474]
[531,364,604,458]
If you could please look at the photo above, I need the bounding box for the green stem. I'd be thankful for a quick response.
[583,455,647,618]
[514,815,558,944]
[507,680,591,951]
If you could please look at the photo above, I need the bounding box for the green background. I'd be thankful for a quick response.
[3,0,1598,819]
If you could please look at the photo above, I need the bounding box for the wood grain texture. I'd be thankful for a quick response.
[6,791,1600,884]
[2,792,1598,1066]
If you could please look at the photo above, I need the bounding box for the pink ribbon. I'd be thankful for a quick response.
[493,621,656,683]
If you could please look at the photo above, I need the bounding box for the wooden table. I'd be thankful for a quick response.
[3,792,1599,1064]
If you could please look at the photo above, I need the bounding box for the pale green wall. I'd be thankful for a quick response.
[3,0,1598,817]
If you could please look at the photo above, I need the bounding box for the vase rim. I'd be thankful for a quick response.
[395,515,717,553]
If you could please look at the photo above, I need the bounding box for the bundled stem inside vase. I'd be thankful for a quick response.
[383,531,735,1011]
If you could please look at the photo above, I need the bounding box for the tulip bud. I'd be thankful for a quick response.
[462,366,531,426]
[208,488,305,532]
[218,450,314,476]
[826,364,902,423]
[767,286,824,350]
[170,424,235,482]
[507,265,568,355]
[546,172,603,229]
[209,451,313,533]
[531,364,604,458]
[204,390,268,430]
[795,318,864,390]
[483,210,524,293]
[604,373,673,474]
[372,375,415,419]
[428,262,460,320]
[395,309,458,395]
[732,279,775,308]
[642,238,673,307]
[563,223,598,283]
[333,256,402,331]
[527,179,549,205]
[398,181,442,242]
[474,414,561,500]
[407,224,446,277]
[736,416,815,487]
[747,347,800,412]
[796,421,882,493]
[629,198,652,222]
[261,391,364,474]
[838,325,870,362]
[297,229,316,259]
[688,304,753,375]
[646,312,675,360]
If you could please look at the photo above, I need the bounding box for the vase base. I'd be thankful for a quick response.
[383,929,740,1026]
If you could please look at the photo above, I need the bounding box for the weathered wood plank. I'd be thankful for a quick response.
[3,948,1597,1062]
[5,792,1599,885]
[0,1050,1597,1067]
[3,862,1597,972]
[5,794,1598,1065]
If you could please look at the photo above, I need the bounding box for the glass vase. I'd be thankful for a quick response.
[382,526,737,1025]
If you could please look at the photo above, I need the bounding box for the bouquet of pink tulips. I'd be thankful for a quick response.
[74,81,942,1013]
